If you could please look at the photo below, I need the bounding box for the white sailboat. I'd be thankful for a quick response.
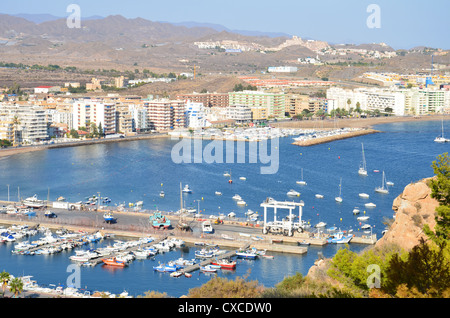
[375,171,389,194]
[335,178,343,203]
[434,117,450,143]
[358,143,368,176]
[296,168,307,185]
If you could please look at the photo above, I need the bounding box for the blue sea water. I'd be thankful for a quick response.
[0,120,448,297]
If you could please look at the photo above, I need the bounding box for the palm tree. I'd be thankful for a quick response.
[12,115,21,147]
[0,271,10,296]
[9,277,23,298]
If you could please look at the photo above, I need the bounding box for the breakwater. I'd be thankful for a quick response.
[292,128,379,146]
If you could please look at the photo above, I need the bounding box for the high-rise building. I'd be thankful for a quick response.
[145,99,186,131]
[72,100,116,135]
[228,91,286,119]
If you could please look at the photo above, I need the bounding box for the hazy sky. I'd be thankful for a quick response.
[1,0,449,49]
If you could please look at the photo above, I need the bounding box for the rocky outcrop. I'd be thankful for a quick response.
[375,178,438,251]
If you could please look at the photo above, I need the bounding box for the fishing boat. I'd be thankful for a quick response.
[359,193,370,199]
[103,212,116,223]
[327,231,353,244]
[182,185,192,193]
[434,117,450,143]
[335,178,343,203]
[296,168,307,185]
[102,257,127,267]
[375,171,389,194]
[236,250,258,260]
[358,143,368,176]
[149,212,171,229]
[202,221,214,234]
[211,259,236,270]
[287,189,300,197]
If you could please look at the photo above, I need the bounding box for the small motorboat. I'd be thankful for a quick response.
[239,177,246,181]
[237,200,246,206]
[287,189,300,197]
[200,265,217,272]
[352,207,360,215]
[160,191,165,198]
[215,191,222,196]
[365,202,376,208]
[232,194,242,200]
[315,221,327,228]
[182,185,192,193]
[315,194,324,199]
[359,193,370,199]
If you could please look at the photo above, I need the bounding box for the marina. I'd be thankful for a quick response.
[0,119,448,297]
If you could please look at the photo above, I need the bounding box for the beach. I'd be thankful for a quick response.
[273,114,449,129]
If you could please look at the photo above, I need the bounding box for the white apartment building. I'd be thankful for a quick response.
[48,109,74,130]
[226,105,252,124]
[0,103,48,143]
[185,101,210,129]
[129,104,148,132]
[72,100,116,135]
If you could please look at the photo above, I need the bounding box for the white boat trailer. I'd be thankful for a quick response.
[260,198,305,236]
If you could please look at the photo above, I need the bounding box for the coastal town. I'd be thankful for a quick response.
[0,3,449,303]
[0,70,449,148]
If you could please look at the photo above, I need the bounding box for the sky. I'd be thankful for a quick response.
[1,0,449,50]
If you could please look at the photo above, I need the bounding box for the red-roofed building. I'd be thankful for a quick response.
[34,86,61,94]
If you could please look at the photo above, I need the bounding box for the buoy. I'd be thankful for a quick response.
[340,218,342,221]
[338,156,340,159]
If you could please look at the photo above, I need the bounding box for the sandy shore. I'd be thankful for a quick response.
[0,134,166,158]
[274,114,450,129]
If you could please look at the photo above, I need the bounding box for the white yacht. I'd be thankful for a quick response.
[435,117,450,143]
[358,143,368,176]
[335,178,343,203]
[237,200,246,206]
[296,168,307,185]
[375,171,389,194]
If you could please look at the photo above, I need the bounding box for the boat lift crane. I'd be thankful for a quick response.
[260,197,305,237]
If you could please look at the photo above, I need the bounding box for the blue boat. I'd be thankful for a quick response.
[236,250,258,260]
[327,232,353,244]
[103,212,116,224]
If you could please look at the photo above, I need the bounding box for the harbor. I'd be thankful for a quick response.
[0,119,447,297]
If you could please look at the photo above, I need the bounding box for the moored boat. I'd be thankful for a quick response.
[102,257,127,267]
